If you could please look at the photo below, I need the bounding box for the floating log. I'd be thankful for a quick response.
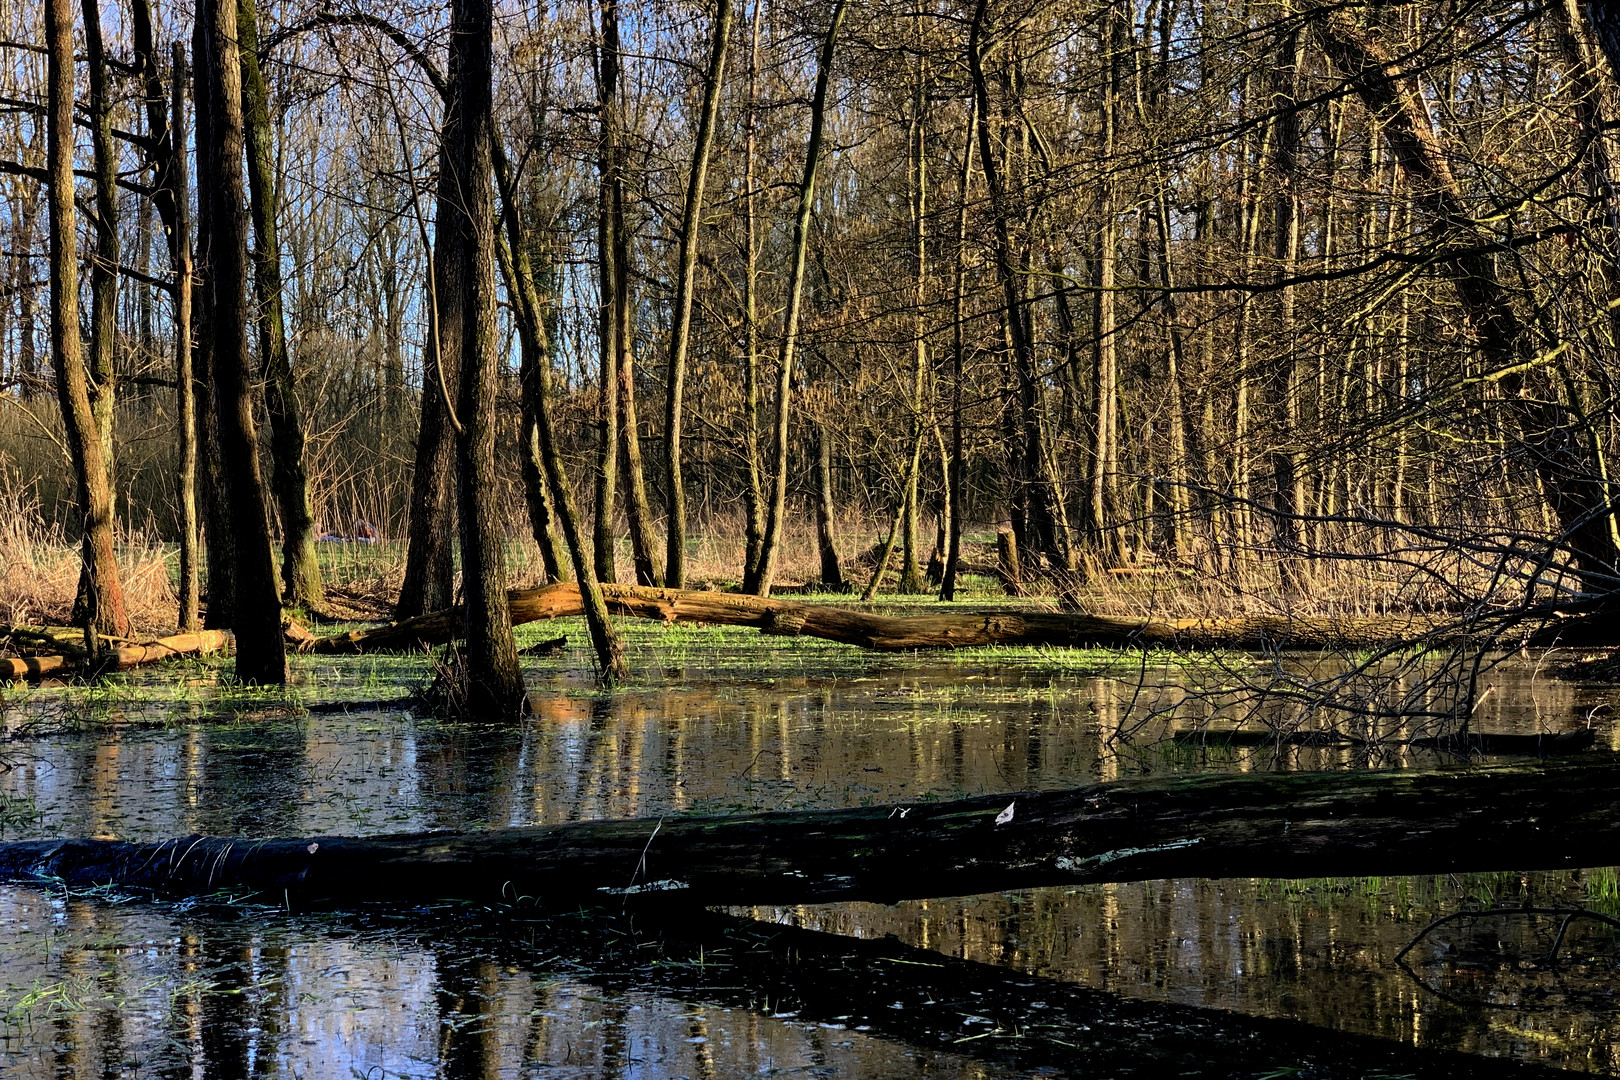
[0,630,232,681]
[309,581,1458,654]
[3,759,1618,907]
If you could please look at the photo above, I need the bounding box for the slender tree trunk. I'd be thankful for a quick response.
[238,0,323,611]
[664,0,734,588]
[899,76,929,595]
[814,421,844,589]
[80,0,117,479]
[1270,24,1307,591]
[199,0,285,683]
[749,0,850,596]
[940,99,976,601]
[449,0,523,713]
[1086,10,1122,566]
[46,0,128,642]
[190,17,234,629]
[740,1,766,582]
[172,43,199,633]
[616,243,663,587]
[492,141,628,683]
[593,0,625,586]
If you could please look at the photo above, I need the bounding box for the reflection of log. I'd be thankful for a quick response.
[0,630,232,680]
[4,759,1618,906]
[1172,727,1597,755]
[310,581,1455,654]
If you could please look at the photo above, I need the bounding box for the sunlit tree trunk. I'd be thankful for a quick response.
[664,0,733,588]
[749,0,849,596]
[46,0,127,642]
[172,43,199,633]
[239,0,323,611]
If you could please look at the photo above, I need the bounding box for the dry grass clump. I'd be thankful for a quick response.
[0,483,177,634]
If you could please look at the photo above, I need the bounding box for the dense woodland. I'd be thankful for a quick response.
[5,0,1620,705]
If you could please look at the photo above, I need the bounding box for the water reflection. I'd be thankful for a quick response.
[1,640,1616,1075]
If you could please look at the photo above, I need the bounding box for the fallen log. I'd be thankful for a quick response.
[0,630,232,681]
[4,758,1618,907]
[309,581,1458,653]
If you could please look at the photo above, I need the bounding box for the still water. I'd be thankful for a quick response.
[1,620,1616,1076]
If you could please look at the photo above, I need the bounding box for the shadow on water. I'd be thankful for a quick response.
[2,623,1619,1075]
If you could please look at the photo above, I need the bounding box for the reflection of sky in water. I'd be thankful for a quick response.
[0,643,1616,1074]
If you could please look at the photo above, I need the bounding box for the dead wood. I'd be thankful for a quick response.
[2,758,1616,907]
[0,629,232,680]
[308,581,1460,654]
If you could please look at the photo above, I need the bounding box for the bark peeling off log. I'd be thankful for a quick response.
[311,581,1460,654]
[3,760,1617,907]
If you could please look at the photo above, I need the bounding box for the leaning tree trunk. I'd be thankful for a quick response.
[198,0,285,683]
[664,0,734,589]
[238,0,323,611]
[45,0,128,642]
[493,138,627,682]
[448,0,523,713]
[749,0,850,596]
[1318,10,1620,591]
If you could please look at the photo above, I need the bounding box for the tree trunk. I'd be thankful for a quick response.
[0,630,231,681]
[492,139,628,684]
[814,421,845,588]
[739,2,766,584]
[940,99,976,602]
[190,19,234,630]
[447,0,522,714]
[238,0,323,611]
[198,0,285,683]
[79,0,117,480]
[664,0,733,589]
[749,0,850,596]
[1317,10,1619,590]
[45,0,128,642]
[7,761,1617,908]
[592,0,626,586]
[172,44,199,633]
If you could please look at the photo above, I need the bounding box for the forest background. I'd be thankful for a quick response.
[3,0,1619,700]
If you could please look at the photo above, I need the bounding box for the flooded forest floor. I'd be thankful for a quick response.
[3,592,1620,1077]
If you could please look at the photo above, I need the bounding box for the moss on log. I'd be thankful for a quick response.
[311,582,1456,654]
[2,759,1616,907]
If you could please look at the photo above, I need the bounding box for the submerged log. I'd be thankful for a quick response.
[0,630,231,680]
[1172,726,1597,755]
[310,581,1456,654]
[2,759,1617,907]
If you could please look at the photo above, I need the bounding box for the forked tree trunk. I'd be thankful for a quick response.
[749,0,849,596]
[198,0,285,683]
[238,0,323,611]
[45,0,128,642]
[664,0,733,589]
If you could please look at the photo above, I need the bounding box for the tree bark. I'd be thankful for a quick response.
[238,0,323,611]
[592,0,625,586]
[749,0,850,596]
[448,0,523,713]
[45,0,128,642]
[0,630,231,681]
[814,421,845,588]
[172,43,199,633]
[79,0,117,480]
[198,0,286,683]
[664,0,733,589]
[6,761,1618,908]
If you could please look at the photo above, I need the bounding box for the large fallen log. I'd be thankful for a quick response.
[310,581,1458,653]
[2,758,1615,907]
[0,630,232,680]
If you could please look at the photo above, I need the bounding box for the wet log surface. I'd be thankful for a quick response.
[0,630,232,680]
[3,759,1617,907]
[310,581,1460,653]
